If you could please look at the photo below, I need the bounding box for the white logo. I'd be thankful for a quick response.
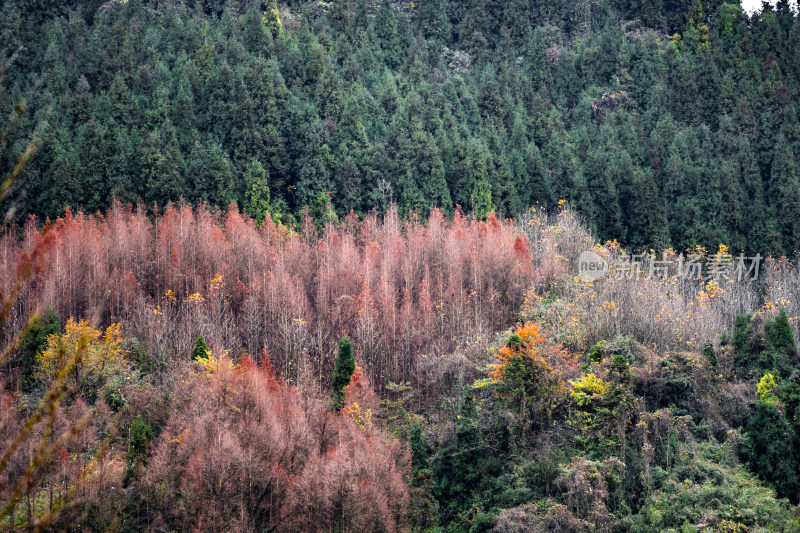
[577,251,609,282]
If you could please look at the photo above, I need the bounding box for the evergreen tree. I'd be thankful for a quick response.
[410,423,429,471]
[192,335,210,361]
[746,400,800,500]
[17,307,60,392]
[186,141,235,206]
[766,308,797,364]
[417,0,450,42]
[331,336,355,411]
[242,0,273,55]
[124,415,154,485]
[244,159,272,226]
[628,169,669,249]
[141,121,185,207]
[375,0,403,68]
[467,140,494,219]
[770,134,800,254]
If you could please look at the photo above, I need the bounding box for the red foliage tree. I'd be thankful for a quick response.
[143,355,410,532]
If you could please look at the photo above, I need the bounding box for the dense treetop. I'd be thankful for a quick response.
[3,0,800,253]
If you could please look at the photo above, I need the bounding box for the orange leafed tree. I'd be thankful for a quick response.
[490,322,565,425]
[342,363,380,428]
[490,322,546,382]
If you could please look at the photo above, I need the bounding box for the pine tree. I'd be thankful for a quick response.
[416,0,450,42]
[77,117,112,213]
[186,141,235,206]
[124,415,154,485]
[410,423,429,471]
[770,134,800,254]
[466,140,494,219]
[141,122,186,206]
[703,342,718,368]
[375,0,403,67]
[628,168,669,249]
[192,335,210,361]
[746,400,800,500]
[262,0,283,39]
[244,159,272,226]
[419,130,452,212]
[242,0,273,55]
[766,308,797,363]
[17,307,60,392]
[331,336,355,411]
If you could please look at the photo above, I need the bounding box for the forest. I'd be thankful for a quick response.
[1,0,800,253]
[3,0,800,531]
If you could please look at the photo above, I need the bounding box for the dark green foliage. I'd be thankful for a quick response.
[733,313,753,356]
[588,341,606,365]
[104,376,127,412]
[590,335,640,366]
[2,0,800,254]
[780,371,800,428]
[766,308,797,362]
[746,400,800,501]
[191,335,209,361]
[244,159,272,226]
[506,333,523,350]
[702,341,717,368]
[331,335,355,411]
[17,307,60,391]
[410,423,429,471]
[432,387,502,527]
[735,312,795,377]
[124,415,153,485]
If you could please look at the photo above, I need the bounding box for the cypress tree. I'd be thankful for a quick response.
[244,159,272,226]
[331,336,356,411]
[770,134,800,254]
[192,335,210,361]
[124,415,154,485]
[746,400,800,500]
[766,308,797,364]
[17,307,60,392]
[410,423,429,471]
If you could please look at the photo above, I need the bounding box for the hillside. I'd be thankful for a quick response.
[2,0,800,253]
[3,0,800,531]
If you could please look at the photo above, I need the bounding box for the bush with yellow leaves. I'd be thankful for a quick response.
[34,319,131,404]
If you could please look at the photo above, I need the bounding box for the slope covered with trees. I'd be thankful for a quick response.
[2,0,800,253]
[1,203,800,531]
[5,0,800,531]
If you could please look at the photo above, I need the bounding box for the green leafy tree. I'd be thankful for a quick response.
[375,0,403,67]
[186,141,235,206]
[244,159,272,226]
[766,307,797,365]
[124,415,154,485]
[141,123,185,206]
[746,399,800,500]
[467,140,494,219]
[770,135,800,254]
[17,307,61,392]
[192,335,210,361]
[416,0,450,41]
[331,336,355,411]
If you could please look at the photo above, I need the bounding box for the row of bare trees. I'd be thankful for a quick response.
[1,202,541,393]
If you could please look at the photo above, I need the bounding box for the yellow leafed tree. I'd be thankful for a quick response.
[34,319,129,400]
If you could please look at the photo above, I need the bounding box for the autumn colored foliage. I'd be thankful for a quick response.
[140,355,409,532]
[0,203,537,394]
